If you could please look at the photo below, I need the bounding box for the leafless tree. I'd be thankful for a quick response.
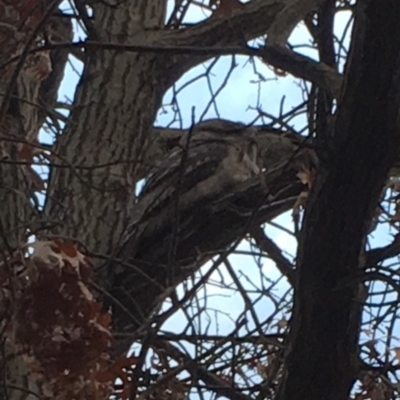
[1,0,400,399]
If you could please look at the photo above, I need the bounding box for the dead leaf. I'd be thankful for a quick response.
[297,167,315,189]
[365,340,380,360]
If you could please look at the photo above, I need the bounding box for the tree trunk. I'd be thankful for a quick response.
[0,2,71,398]
[278,1,400,399]
[44,1,167,254]
[42,0,320,356]
[2,0,383,398]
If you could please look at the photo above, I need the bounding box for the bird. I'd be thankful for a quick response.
[108,119,316,321]
[124,119,314,245]
[139,120,264,213]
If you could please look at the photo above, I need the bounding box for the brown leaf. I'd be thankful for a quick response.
[365,340,380,360]
[53,238,79,258]
[297,167,315,189]
[17,143,34,161]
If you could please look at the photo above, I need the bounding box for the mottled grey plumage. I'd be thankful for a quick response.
[126,120,313,242]
[140,121,262,214]
[114,119,315,291]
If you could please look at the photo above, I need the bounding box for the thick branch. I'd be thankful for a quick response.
[161,0,321,48]
[257,46,341,98]
[38,12,73,129]
[35,41,343,98]
[158,0,341,96]
[160,0,284,47]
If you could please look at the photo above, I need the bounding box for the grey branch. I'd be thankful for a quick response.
[157,0,342,98]
[256,46,342,98]
[266,0,326,46]
[162,0,321,48]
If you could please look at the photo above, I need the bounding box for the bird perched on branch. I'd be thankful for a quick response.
[111,119,316,306]
[126,119,315,239]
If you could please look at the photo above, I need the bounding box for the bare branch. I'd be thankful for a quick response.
[256,46,342,98]
[249,225,296,286]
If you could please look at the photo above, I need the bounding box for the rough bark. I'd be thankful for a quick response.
[41,0,322,352]
[278,1,400,399]
[0,1,47,252]
[1,0,387,399]
[158,0,341,98]
[43,2,169,255]
[0,3,69,399]
[0,0,324,396]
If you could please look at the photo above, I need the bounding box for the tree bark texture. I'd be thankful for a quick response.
[42,0,319,352]
[0,2,71,399]
[278,1,400,399]
[3,0,399,399]
[0,0,321,398]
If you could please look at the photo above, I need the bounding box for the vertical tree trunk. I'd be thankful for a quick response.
[0,1,369,398]
[45,1,168,255]
[278,1,400,399]
[2,2,169,399]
